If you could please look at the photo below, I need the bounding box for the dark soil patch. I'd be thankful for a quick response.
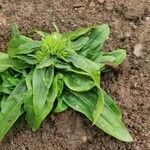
[0,0,150,149]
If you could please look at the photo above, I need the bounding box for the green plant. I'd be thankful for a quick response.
[0,23,133,142]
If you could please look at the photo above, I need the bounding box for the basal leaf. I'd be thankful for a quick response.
[0,52,12,72]
[0,81,27,141]
[33,67,54,115]
[8,35,33,57]
[93,87,104,124]
[72,37,89,51]
[66,53,100,85]
[81,24,110,59]
[9,23,41,56]
[15,54,37,65]
[0,95,8,110]
[63,72,95,92]
[10,58,29,70]
[62,90,133,142]
[55,61,89,76]
[63,27,91,40]
[24,73,62,131]
[16,40,41,55]
[101,49,126,67]
[0,86,12,94]
[53,97,68,113]
[103,90,122,119]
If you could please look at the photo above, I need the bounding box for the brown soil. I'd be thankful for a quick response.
[0,0,150,149]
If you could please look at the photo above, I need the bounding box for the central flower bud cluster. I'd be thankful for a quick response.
[36,33,71,61]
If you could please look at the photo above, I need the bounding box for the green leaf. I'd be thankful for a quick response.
[10,58,29,70]
[33,67,54,115]
[63,27,91,40]
[0,52,12,72]
[103,90,122,119]
[16,40,41,55]
[0,86,12,94]
[81,24,110,59]
[63,72,95,92]
[100,49,126,67]
[24,74,62,131]
[37,55,56,68]
[8,35,32,56]
[66,53,100,86]
[72,37,89,51]
[8,32,41,57]
[0,75,20,94]
[15,54,37,65]
[93,88,104,124]
[53,97,68,113]
[56,74,64,97]
[11,23,20,38]
[0,95,8,110]
[0,81,27,141]
[9,23,41,56]
[0,54,28,72]
[55,61,89,76]
[62,90,133,142]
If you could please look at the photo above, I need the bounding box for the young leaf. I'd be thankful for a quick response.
[0,81,27,141]
[62,90,133,142]
[63,72,95,92]
[33,67,54,115]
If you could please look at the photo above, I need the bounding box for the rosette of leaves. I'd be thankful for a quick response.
[0,23,133,142]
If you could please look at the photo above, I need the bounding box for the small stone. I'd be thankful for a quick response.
[146,17,150,20]
[129,22,137,29]
[133,44,143,57]
[124,31,132,38]
[11,141,14,144]
[97,0,105,4]
[21,145,27,150]
[89,1,95,7]
[82,136,87,142]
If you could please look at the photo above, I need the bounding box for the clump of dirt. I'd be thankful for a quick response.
[0,0,150,150]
